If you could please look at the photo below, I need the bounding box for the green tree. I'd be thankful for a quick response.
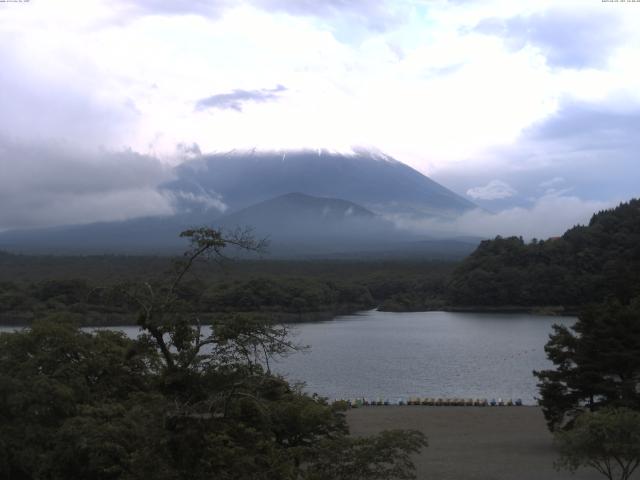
[303,430,427,480]
[534,297,640,431]
[0,317,159,479]
[555,408,640,480]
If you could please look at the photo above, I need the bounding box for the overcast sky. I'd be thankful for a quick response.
[1,0,639,235]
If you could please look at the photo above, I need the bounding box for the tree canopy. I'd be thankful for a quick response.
[0,228,427,479]
[534,297,640,431]
[554,408,640,480]
[449,199,640,308]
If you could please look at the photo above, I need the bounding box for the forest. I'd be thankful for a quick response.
[0,253,454,326]
[448,199,640,309]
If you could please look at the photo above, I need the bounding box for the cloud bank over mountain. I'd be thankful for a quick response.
[0,137,174,231]
[1,0,639,237]
[466,181,517,201]
[393,194,612,241]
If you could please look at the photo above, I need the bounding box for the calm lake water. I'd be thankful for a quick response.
[274,310,575,405]
[1,310,575,405]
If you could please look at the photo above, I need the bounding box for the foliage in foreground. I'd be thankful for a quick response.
[534,297,640,431]
[0,228,427,479]
[555,408,640,480]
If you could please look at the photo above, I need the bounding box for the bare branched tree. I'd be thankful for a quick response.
[122,227,271,373]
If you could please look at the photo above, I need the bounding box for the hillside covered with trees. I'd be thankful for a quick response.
[448,199,640,309]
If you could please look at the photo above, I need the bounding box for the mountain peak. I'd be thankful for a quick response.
[205,146,400,164]
[167,148,474,218]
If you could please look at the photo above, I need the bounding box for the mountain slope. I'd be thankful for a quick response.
[0,214,199,254]
[214,192,398,255]
[218,192,378,232]
[164,149,475,218]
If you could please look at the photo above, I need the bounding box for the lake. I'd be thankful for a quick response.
[1,310,575,405]
[274,310,574,405]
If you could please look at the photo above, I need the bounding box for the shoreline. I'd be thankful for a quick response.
[378,304,579,316]
[0,305,578,328]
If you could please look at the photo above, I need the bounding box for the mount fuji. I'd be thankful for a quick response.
[0,148,479,257]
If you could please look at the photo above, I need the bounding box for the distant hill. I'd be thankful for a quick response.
[214,192,392,255]
[213,192,479,258]
[0,215,196,254]
[164,148,475,219]
[220,192,378,227]
[0,191,478,258]
[448,198,640,307]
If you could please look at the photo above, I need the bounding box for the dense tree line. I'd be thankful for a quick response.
[201,277,373,314]
[0,276,377,326]
[449,199,640,308]
[0,259,456,325]
[0,252,453,285]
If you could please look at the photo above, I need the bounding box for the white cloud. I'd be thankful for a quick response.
[0,137,175,230]
[466,180,517,200]
[5,0,638,169]
[0,188,174,233]
[539,176,565,188]
[538,176,570,196]
[164,190,228,213]
[394,195,612,240]
[1,0,639,229]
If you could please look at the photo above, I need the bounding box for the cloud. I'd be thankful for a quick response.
[527,102,640,147]
[394,195,612,240]
[253,0,408,32]
[538,177,569,196]
[175,142,202,159]
[474,8,623,69]
[1,0,638,235]
[431,99,640,209]
[115,0,230,20]
[0,137,175,231]
[466,180,517,200]
[115,0,407,32]
[0,47,139,147]
[195,85,287,112]
[161,185,229,213]
[539,177,565,189]
[518,101,640,200]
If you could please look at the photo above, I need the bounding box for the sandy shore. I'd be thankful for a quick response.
[347,406,613,480]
